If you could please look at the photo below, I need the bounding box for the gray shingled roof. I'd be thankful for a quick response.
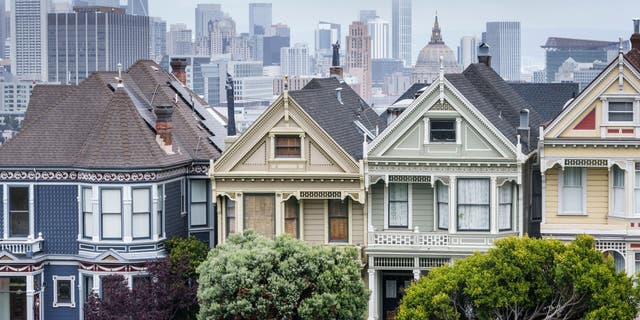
[289,78,386,160]
[393,83,428,104]
[508,83,579,122]
[0,60,223,169]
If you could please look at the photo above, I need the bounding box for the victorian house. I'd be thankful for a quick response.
[540,22,640,275]
[0,60,225,320]
[211,77,383,248]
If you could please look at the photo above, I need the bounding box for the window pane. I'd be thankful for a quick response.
[457,179,490,231]
[83,212,93,238]
[389,183,408,201]
[389,202,408,227]
[83,188,92,212]
[613,167,625,187]
[329,199,348,242]
[244,195,275,238]
[84,276,94,300]
[457,179,490,204]
[133,213,150,238]
[132,189,150,213]
[610,112,634,121]
[328,199,348,217]
[498,183,513,230]
[610,102,633,112]
[563,167,582,186]
[191,180,207,202]
[101,189,121,213]
[562,187,583,213]
[458,205,490,230]
[10,212,29,237]
[437,182,449,229]
[102,213,121,238]
[385,280,397,299]
[226,199,236,237]
[190,203,207,226]
[284,197,298,238]
[430,120,456,142]
[57,280,72,304]
[9,187,28,211]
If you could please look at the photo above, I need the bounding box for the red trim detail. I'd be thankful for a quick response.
[573,109,596,130]
[631,243,640,249]
[608,129,619,134]
[621,129,634,134]
[632,223,635,227]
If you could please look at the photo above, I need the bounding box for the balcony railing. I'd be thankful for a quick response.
[368,230,512,248]
[0,233,44,255]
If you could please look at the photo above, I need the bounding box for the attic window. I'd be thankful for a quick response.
[430,120,456,142]
[608,102,634,122]
[275,135,301,158]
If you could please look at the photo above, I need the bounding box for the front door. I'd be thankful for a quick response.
[381,273,413,320]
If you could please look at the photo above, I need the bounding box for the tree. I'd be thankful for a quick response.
[196,230,369,320]
[396,235,640,320]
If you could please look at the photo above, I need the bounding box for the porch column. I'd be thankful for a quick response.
[412,269,421,281]
[368,268,378,320]
[26,275,34,320]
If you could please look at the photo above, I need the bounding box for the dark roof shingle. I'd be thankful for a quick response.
[508,83,579,121]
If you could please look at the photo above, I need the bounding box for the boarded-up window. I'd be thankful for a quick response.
[244,194,275,238]
[275,135,301,158]
[328,199,348,242]
[284,197,299,238]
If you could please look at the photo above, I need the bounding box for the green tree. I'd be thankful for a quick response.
[397,235,640,320]
[165,236,210,277]
[196,230,368,320]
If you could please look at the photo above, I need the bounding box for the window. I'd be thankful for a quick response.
[82,187,93,239]
[561,167,585,214]
[9,186,29,237]
[604,251,625,273]
[132,188,151,239]
[613,167,625,216]
[284,197,299,238]
[244,194,275,238]
[457,179,490,231]
[437,181,449,230]
[190,180,208,227]
[83,275,94,301]
[608,102,634,122]
[328,199,348,242]
[636,164,640,216]
[388,183,409,228]
[226,198,236,237]
[101,189,122,239]
[430,120,456,142]
[53,275,75,308]
[157,185,164,236]
[498,182,513,231]
[275,135,301,158]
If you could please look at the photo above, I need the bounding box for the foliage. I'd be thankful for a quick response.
[165,236,210,277]
[196,230,369,320]
[396,235,640,320]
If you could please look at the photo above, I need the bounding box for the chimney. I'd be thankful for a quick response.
[170,58,188,86]
[225,73,237,136]
[478,42,491,67]
[329,41,343,79]
[517,109,530,148]
[632,19,640,50]
[154,105,174,153]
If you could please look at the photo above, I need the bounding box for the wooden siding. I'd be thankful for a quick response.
[545,167,609,225]
[412,183,434,231]
[352,202,365,246]
[303,199,325,244]
[371,182,384,229]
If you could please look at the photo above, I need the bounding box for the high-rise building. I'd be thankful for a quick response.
[195,3,223,41]
[371,58,404,87]
[458,36,477,69]
[541,37,624,82]
[127,0,148,16]
[315,21,340,53]
[267,23,290,38]
[50,1,73,13]
[485,21,521,81]
[368,16,390,59]
[280,43,311,77]
[72,0,119,7]
[392,0,411,67]
[209,16,236,56]
[47,6,150,84]
[11,0,48,81]
[150,17,167,63]
[263,35,289,66]
[167,23,193,56]
[359,9,376,23]
[346,21,371,102]
[0,0,5,59]
[249,3,271,36]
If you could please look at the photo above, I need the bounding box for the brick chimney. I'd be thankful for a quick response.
[632,19,640,50]
[154,105,174,153]
[478,42,491,67]
[170,58,188,85]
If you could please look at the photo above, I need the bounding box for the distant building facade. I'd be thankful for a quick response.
[392,0,411,67]
[11,0,48,81]
[126,0,148,16]
[346,21,371,102]
[458,36,477,69]
[195,3,222,41]
[263,35,290,66]
[368,17,390,59]
[280,43,311,77]
[249,3,272,36]
[167,23,193,56]
[485,21,521,81]
[412,16,461,84]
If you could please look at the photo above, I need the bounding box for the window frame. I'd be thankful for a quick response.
[612,166,625,216]
[157,184,164,237]
[99,187,123,240]
[8,185,30,238]
[274,135,302,158]
[429,119,456,143]
[558,167,587,215]
[284,197,300,238]
[189,179,209,228]
[225,197,236,238]
[498,182,514,231]
[131,187,152,240]
[243,193,276,238]
[607,101,634,123]
[328,199,349,243]
[387,183,409,228]
[53,275,76,308]
[82,187,93,239]
[436,181,449,230]
[456,178,490,232]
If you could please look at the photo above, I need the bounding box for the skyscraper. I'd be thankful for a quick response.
[458,36,477,69]
[195,3,223,41]
[209,16,236,56]
[280,43,311,76]
[315,21,340,53]
[485,21,521,81]
[0,0,5,59]
[541,37,622,82]
[167,23,193,56]
[368,16,390,59]
[249,3,271,36]
[392,0,411,67]
[11,0,48,81]
[47,6,150,84]
[127,0,148,16]
[346,21,371,102]
[359,9,376,23]
[72,0,120,7]
[150,17,167,63]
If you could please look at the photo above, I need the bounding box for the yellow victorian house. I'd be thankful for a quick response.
[540,22,640,275]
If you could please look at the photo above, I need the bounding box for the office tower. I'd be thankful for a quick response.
[167,23,193,56]
[458,36,477,68]
[249,3,271,36]
[150,17,167,63]
[263,35,289,66]
[346,21,371,102]
[229,33,253,61]
[0,0,5,59]
[541,37,623,82]
[201,59,227,106]
[315,21,340,53]
[11,0,48,81]
[195,3,223,41]
[392,0,411,67]
[413,15,461,84]
[210,16,236,56]
[127,0,148,16]
[47,6,150,84]
[280,43,311,76]
[359,9,376,23]
[368,16,390,59]
[371,58,404,87]
[267,23,289,37]
[485,21,521,81]
[72,0,120,7]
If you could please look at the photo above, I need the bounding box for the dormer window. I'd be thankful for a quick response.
[430,120,456,142]
[608,102,634,122]
[275,135,301,158]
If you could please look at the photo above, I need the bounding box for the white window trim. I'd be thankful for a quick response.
[558,167,588,215]
[601,97,640,127]
[634,166,640,217]
[436,181,449,230]
[4,184,34,239]
[610,166,626,217]
[455,178,491,232]
[385,183,412,229]
[325,199,352,245]
[131,187,152,240]
[268,131,306,162]
[53,275,76,308]
[100,187,124,240]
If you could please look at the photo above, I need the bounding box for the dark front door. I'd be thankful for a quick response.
[382,273,413,320]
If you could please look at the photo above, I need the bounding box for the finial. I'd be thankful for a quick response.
[619,37,624,53]
[117,62,122,79]
[284,75,289,92]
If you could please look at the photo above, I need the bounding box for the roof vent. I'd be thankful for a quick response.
[519,109,530,129]
[335,87,343,105]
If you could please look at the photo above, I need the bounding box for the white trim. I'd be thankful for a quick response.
[52,275,76,308]
[383,183,389,229]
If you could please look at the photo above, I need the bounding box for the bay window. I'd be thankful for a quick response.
[561,167,585,214]
[284,197,299,238]
[498,182,513,231]
[82,187,93,239]
[388,183,409,228]
[457,178,490,231]
[101,189,122,239]
[244,194,275,238]
[9,186,29,237]
[437,181,449,230]
[132,188,151,239]
[612,167,625,216]
[328,199,348,243]
[190,180,208,227]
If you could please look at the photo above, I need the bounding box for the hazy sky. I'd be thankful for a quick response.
[139,1,640,69]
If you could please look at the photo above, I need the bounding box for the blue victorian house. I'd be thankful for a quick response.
[0,60,225,320]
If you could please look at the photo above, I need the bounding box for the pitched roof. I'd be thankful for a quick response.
[289,78,385,160]
[0,60,224,169]
[625,44,640,72]
[508,83,579,121]
[393,83,428,104]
